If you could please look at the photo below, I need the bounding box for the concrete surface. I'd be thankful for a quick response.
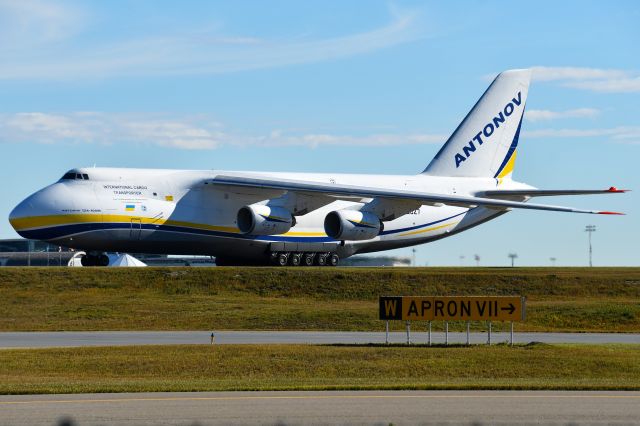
[0,330,638,348]
[1,391,639,425]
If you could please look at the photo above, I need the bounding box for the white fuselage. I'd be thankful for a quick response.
[9,167,532,261]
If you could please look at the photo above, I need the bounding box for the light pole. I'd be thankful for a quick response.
[585,225,596,267]
[411,248,416,267]
[459,255,465,266]
[508,253,518,267]
[474,254,480,267]
[550,257,557,267]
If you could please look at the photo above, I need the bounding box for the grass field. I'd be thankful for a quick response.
[0,267,639,332]
[0,343,638,394]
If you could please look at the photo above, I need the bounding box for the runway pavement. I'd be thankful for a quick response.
[1,390,639,425]
[0,330,638,348]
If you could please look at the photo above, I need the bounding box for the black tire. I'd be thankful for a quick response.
[328,253,340,267]
[277,252,289,266]
[290,252,302,266]
[98,254,110,266]
[316,253,327,266]
[303,253,315,266]
[80,254,93,267]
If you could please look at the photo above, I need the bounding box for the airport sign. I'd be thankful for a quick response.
[379,296,525,322]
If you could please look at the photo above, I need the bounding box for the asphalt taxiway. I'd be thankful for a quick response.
[1,391,639,425]
[0,330,638,348]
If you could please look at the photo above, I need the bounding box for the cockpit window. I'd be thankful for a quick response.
[61,172,90,180]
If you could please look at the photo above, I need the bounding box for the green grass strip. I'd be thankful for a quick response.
[0,267,639,332]
[1,343,639,394]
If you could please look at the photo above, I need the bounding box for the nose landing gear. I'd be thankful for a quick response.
[80,253,109,267]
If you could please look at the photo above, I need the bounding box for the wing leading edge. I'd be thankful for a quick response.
[208,174,625,216]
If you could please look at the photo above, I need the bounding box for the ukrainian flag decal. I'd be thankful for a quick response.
[125,204,135,211]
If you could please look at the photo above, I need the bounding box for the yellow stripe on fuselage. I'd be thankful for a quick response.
[10,214,105,230]
[9,214,239,234]
[9,213,329,237]
[399,221,458,237]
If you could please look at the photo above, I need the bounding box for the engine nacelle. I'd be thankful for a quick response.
[237,205,294,235]
[324,210,383,241]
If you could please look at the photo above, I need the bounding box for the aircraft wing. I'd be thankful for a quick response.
[208,174,625,215]
[482,187,628,198]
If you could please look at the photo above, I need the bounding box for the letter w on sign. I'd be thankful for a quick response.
[379,296,403,320]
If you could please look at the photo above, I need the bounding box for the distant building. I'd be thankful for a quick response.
[0,238,72,253]
[0,238,217,267]
[340,255,412,267]
[137,254,215,267]
[0,238,77,266]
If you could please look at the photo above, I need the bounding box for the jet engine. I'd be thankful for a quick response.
[324,210,383,241]
[237,205,294,235]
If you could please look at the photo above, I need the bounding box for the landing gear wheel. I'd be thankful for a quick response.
[303,253,315,266]
[81,253,109,267]
[316,253,328,266]
[80,254,94,267]
[276,252,289,267]
[328,253,340,267]
[290,252,302,266]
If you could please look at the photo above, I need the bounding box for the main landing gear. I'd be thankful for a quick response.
[270,251,340,267]
[80,253,109,267]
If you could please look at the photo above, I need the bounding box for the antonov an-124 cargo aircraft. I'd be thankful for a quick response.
[9,69,627,266]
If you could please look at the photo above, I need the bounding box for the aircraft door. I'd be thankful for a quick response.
[130,218,142,240]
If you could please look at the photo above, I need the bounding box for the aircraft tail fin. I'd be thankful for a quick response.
[423,69,531,179]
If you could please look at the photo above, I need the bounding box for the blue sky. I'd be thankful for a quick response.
[0,0,638,266]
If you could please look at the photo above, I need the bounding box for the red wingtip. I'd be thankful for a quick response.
[608,186,630,193]
[598,211,625,215]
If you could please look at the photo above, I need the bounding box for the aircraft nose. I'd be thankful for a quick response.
[9,184,64,237]
[9,182,77,237]
[9,193,40,237]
